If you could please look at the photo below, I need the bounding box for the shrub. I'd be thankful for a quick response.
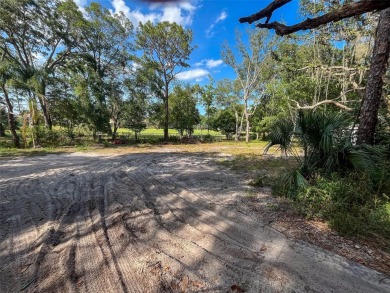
[290,172,390,243]
[202,134,215,143]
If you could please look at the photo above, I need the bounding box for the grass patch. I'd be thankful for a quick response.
[285,172,390,251]
[116,128,222,136]
[0,147,68,158]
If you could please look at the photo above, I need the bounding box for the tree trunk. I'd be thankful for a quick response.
[357,8,390,145]
[112,116,119,140]
[244,101,250,143]
[37,82,53,129]
[234,110,240,141]
[1,84,20,148]
[112,125,118,141]
[238,112,244,141]
[29,98,38,149]
[0,123,5,137]
[207,107,210,135]
[164,84,169,141]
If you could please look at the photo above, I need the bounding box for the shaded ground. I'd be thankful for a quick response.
[1,149,389,292]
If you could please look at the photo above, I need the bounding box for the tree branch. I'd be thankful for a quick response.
[239,0,291,24]
[293,99,353,112]
[240,0,390,36]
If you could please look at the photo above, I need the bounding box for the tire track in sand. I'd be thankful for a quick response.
[0,152,389,293]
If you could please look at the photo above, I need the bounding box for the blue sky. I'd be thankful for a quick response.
[74,0,301,85]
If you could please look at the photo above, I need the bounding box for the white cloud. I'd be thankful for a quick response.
[73,0,88,15]
[195,59,223,68]
[216,11,228,22]
[206,59,223,68]
[111,0,159,26]
[110,0,197,27]
[176,69,209,81]
[205,10,228,38]
[158,2,196,26]
[73,0,87,7]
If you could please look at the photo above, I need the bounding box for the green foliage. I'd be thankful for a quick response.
[136,21,194,140]
[122,91,148,141]
[266,110,385,178]
[263,118,295,156]
[222,28,273,142]
[266,110,390,244]
[212,109,236,139]
[169,85,200,137]
[293,172,390,244]
[201,134,215,143]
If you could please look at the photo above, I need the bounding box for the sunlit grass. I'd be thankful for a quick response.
[116,128,222,136]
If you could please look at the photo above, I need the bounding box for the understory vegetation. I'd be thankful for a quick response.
[262,110,390,249]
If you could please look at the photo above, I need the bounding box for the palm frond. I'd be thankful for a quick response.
[263,118,294,156]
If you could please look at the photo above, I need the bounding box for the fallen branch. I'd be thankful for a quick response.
[292,99,353,112]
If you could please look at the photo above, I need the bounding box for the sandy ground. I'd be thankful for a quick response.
[1,150,389,293]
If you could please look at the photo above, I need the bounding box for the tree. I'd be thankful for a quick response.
[222,29,271,142]
[356,8,390,144]
[198,80,216,135]
[122,94,147,142]
[107,79,125,140]
[0,57,20,147]
[71,2,134,137]
[239,0,390,144]
[122,70,150,142]
[212,109,236,139]
[0,107,6,137]
[136,21,194,141]
[215,78,243,140]
[0,0,83,129]
[169,84,200,138]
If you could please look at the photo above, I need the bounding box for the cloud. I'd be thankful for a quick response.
[73,0,87,8]
[176,69,209,81]
[205,10,228,38]
[216,11,228,22]
[160,5,194,27]
[205,59,223,68]
[73,0,88,14]
[111,0,159,25]
[110,0,197,27]
[195,59,223,68]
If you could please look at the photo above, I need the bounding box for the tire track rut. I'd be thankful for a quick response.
[0,152,389,293]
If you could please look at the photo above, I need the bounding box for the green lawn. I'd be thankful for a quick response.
[116,128,223,136]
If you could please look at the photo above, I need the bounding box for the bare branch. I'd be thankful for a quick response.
[239,0,291,24]
[293,99,353,112]
[240,0,390,36]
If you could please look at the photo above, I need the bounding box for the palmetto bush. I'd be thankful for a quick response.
[266,110,390,242]
[265,110,385,193]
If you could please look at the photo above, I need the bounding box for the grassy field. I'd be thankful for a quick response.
[0,139,278,157]
[116,128,223,136]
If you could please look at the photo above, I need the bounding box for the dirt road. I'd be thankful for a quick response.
[1,150,389,293]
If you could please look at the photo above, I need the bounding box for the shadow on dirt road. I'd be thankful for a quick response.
[0,151,389,292]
